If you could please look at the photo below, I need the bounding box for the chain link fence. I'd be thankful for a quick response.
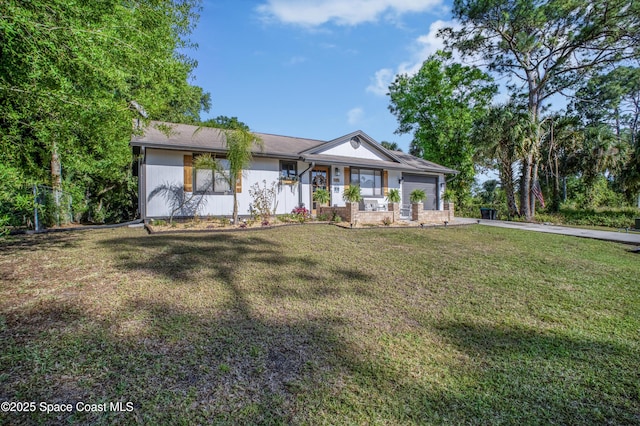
[1,184,73,232]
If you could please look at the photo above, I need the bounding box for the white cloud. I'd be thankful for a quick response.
[285,56,307,65]
[366,68,395,96]
[366,19,459,96]
[347,107,364,125]
[257,0,442,27]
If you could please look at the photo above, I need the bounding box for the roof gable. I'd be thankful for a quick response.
[300,130,402,164]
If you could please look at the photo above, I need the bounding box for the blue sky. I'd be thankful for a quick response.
[188,0,456,153]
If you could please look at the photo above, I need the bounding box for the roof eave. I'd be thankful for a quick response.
[130,141,301,160]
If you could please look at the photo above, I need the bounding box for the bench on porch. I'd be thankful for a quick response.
[360,199,387,212]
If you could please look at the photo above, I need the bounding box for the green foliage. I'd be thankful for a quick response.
[291,207,310,223]
[200,116,250,131]
[472,102,528,216]
[313,188,331,205]
[534,206,639,229]
[385,188,401,203]
[389,51,496,201]
[565,175,628,210]
[409,189,427,204]
[193,129,263,224]
[572,67,640,201]
[442,188,455,203]
[342,185,363,203]
[0,0,208,228]
[446,0,640,219]
[380,141,401,152]
[0,164,34,232]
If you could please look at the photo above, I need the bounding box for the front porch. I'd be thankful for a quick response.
[318,202,454,225]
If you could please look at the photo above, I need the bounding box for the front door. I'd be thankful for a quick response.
[311,166,330,214]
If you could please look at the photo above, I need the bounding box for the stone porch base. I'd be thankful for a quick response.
[318,203,454,225]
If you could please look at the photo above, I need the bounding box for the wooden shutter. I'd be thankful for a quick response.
[235,171,242,193]
[344,167,350,190]
[183,155,193,192]
[383,170,388,196]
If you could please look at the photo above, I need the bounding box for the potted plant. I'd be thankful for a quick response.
[409,189,426,204]
[342,185,362,223]
[313,188,331,206]
[386,188,401,222]
[409,189,426,221]
[386,188,401,203]
[342,185,362,203]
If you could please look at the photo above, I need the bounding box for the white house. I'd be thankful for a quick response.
[131,121,457,220]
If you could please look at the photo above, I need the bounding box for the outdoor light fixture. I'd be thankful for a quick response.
[334,167,340,176]
[398,176,404,184]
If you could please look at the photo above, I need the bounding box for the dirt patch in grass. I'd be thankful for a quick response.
[1,226,639,424]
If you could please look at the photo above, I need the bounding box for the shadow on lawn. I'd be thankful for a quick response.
[341,320,640,424]
[0,231,369,424]
[0,232,79,252]
[4,230,638,424]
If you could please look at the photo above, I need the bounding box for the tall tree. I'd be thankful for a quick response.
[573,67,640,204]
[539,114,584,211]
[388,51,496,204]
[444,0,640,219]
[472,102,528,217]
[0,0,209,226]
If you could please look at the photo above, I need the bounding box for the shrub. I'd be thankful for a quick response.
[248,180,278,223]
[382,217,392,226]
[292,206,310,223]
[316,213,330,221]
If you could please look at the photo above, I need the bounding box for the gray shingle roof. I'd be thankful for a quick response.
[131,121,457,175]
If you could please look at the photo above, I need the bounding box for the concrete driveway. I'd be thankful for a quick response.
[454,217,640,245]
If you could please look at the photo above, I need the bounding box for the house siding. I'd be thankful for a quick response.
[318,142,387,161]
[144,148,311,218]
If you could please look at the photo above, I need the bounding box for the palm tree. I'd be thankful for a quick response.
[472,102,528,217]
[194,128,263,224]
[579,125,625,207]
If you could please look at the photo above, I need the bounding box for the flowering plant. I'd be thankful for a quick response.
[291,206,310,222]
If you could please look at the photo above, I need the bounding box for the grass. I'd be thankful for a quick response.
[1,225,639,425]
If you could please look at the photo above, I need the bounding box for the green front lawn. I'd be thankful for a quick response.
[1,226,638,424]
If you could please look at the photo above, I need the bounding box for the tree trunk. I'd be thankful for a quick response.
[551,150,561,212]
[499,159,519,217]
[520,154,533,221]
[530,162,539,217]
[233,193,239,225]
